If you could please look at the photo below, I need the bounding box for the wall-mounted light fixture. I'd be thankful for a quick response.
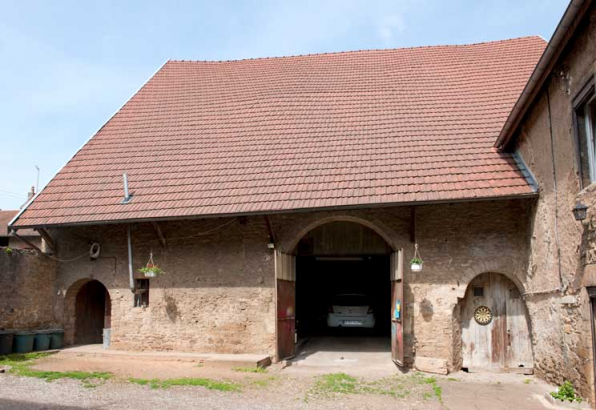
[572,203,589,226]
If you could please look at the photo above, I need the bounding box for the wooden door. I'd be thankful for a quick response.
[276,251,296,360]
[391,249,404,367]
[75,280,109,344]
[461,273,533,372]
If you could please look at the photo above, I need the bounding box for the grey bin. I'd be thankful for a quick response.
[33,331,51,351]
[47,329,64,350]
[103,328,111,349]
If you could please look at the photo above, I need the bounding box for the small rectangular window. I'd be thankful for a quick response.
[473,286,484,297]
[134,279,150,307]
[575,83,596,188]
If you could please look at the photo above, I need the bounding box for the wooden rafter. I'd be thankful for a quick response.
[36,228,57,254]
[151,222,166,248]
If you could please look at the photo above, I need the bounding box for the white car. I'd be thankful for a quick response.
[327,294,375,328]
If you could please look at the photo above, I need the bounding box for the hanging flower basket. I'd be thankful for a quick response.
[410,244,423,272]
[410,258,423,272]
[138,264,164,277]
[138,251,165,277]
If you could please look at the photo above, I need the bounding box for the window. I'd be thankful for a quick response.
[473,286,484,297]
[574,79,596,188]
[134,279,150,307]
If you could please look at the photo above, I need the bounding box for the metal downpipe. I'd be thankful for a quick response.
[127,225,136,293]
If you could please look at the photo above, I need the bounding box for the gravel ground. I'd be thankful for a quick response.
[0,354,562,410]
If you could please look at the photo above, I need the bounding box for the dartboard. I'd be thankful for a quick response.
[474,306,493,325]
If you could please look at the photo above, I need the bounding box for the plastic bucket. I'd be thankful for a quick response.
[103,328,111,349]
[33,331,51,351]
[13,331,35,353]
[48,329,64,350]
[0,331,14,355]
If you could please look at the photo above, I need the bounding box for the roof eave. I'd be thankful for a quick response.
[10,192,539,230]
[495,0,591,151]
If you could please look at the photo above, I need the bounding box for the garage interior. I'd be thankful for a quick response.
[293,221,392,364]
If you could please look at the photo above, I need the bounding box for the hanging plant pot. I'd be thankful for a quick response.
[138,251,165,277]
[138,264,164,277]
[410,259,423,272]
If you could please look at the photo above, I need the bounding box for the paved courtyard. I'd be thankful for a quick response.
[0,349,571,410]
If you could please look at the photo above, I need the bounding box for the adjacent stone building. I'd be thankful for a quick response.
[496,0,596,402]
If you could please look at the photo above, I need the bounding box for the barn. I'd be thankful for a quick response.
[8,36,546,374]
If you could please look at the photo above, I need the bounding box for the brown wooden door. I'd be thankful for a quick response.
[461,273,533,372]
[276,251,296,360]
[75,280,109,344]
[391,249,404,367]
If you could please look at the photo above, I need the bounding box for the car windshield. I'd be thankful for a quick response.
[332,294,369,306]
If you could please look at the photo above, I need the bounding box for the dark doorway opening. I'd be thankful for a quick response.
[75,280,111,344]
[296,255,391,337]
[293,221,392,352]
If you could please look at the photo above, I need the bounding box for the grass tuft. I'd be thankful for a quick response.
[232,366,267,373]
[129,377,240,392]
[0,353,111,387]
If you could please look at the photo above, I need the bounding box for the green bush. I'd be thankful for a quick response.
[551,381,583,403]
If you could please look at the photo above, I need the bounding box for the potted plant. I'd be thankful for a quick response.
[410,257,423,272]
[139,251,165,277]
[138,263,164,278]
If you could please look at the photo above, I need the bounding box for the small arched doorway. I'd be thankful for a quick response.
[459,272,533,372]
[73,280,111,345]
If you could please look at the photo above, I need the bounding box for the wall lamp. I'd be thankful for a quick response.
[572,203,589,226]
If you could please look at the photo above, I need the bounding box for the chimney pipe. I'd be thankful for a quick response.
[122,173,132,204]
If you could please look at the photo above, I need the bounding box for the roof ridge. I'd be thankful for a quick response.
[168,36,545,64]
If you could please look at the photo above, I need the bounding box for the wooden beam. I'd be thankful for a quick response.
[410,207,416,243]
[264,216,276,244]
[36,228,57,254]
[151,222,166,248]
[11,230,44,253]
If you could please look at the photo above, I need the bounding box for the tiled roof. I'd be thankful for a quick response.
[0,210,37,236]
[12,37,546,228]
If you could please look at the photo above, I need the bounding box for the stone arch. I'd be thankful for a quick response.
[63,278,112,345]
[279,214,399,254]
[454,260,527,300]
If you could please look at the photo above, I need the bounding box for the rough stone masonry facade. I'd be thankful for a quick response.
[512,4,596,401]
[0,249,59,331]
[31,199,532,372]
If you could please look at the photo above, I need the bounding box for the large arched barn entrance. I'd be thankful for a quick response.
[66,280,111,345]
[278,220,401,366]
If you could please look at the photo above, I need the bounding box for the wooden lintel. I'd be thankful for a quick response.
[151,222,166,248]
[36,228,57,253]
[410,206,416,244]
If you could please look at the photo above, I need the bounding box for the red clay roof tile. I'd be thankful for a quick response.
[12,37,546,227]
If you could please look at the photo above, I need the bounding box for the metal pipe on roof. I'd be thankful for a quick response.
[127,225,136,294]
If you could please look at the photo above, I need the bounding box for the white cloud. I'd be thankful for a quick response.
[377,14,407,44]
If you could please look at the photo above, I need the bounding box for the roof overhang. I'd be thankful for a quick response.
[9,192,538,231]
[495,0,592,150]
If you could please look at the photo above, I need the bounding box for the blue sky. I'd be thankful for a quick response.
[0,0,569,209]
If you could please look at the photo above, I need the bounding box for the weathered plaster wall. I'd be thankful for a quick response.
[513,4,596,401]
[48,199,530,370]
[52,217,276,355]
[0,248,59,330]
[271,199,531,371]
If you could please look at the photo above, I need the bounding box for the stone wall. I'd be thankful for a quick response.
[271,199,532,370]
[47,199,531,370]
[0,248,59,330]
[512,4,596,401]
[51,217,276,355]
